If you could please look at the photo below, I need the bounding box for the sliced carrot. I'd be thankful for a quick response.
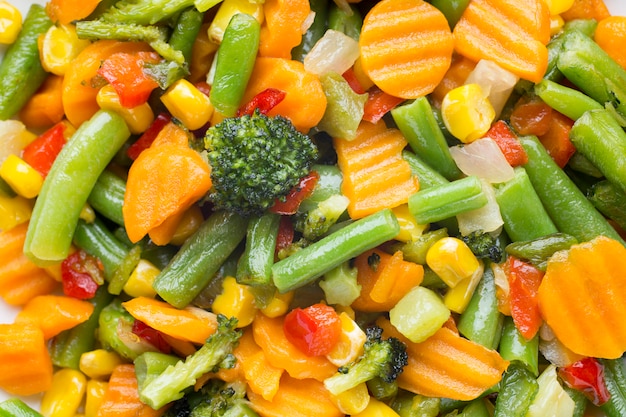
[594,16,626,70]
[240,57,327,133]
[122,122,212,243]
[537,111,576,168]
[379,317,509,401]
[46,0,101,24]
[334,120,419,219]
[97,364,167,417]
[247,374,343,417]
[538,236,626,359]
[122,297,218,345]
[237,329,284,401]
[561,0,611,22]
[259,0,311,59]
[358,0,454,99]
[430,54,477,108]
[453,0,551,83]
[351,249,424,312]
[15,295,94,340]
[147,209,186,246]
[251,312,337,382]
[0,322,53,396]
[18,74,65,130]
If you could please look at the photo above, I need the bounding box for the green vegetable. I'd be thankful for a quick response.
[291,0,328,61]
[164,379,258,417]
[24,110,131,266]
[210,13,261,117]
[328,2,362,41]
[493,362,539,417]
[498,317,539,377]
[99,0,194,24]
[390,391,440,417]
[534,79,603,120]
[390,285,450,343]
[203,111,318,216]
[107,245,142,295]
[526,365,576,417]
[587,179,626,230]
[323,325,408,396]
[402,150,449,191]
[316,71,368,140]
[168,7,205,63]
[98,299,151,361]
[318,260,361,306]
[0,398,43,417]
[297,164,344,213]
[430,0,471,28]
[236,212,280,287]
[0,4,52,120]
[294,194,350,241]
[461,231,503,263]
[504,233,578,272]
[390,227,449,265]
[134,351,182,393]
[88,170,126,226]
[544,19,597,82]
[600,357,626,417]
[458,399,491,417]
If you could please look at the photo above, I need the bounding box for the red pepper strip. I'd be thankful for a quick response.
[362,86,405,124]
[132,320,172,354]
[97,51,161,108]
[60,250,104,300]
[506,255,543,340]
[269,170,319,215]
[538,111,576,168]
[509,95,553,136]
[484,120,528,167]
[195,81,211,97]
[275,216,294,258]
[21,122,67,177]
[126,113,172,160]
[283,303,342,357]
[559,357,611,406]
[237,88,286,117]
[342,67,367,94]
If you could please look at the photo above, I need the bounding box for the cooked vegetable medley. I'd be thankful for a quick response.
[2,0,626,416]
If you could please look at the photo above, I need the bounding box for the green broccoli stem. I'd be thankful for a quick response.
[494,167,558,242]
[498,317,539,377]
[236,212,280,287]
[587,179,626,231]
[168,7,204,64]
[291,0,328,62]
[544,19,597,82]
[457,263,503,350]
[88,170,126,227]
[534,79,603,121]
[328,2,362,41]
[73,218,129,282]
[100,0,194,24]
[600,357,626,417]
[493,362,539,417]
[271,208,400,293]
[153,210,248,308]
[24,110,131,266]
[134,351,181,393]
[0,398,44,417]
[504,233,578,272]
[392,97,462,181]
[518,135,624,245]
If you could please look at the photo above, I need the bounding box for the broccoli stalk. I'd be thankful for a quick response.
[138,316,242,410]
[294,194,350,241]
[323,325,408,396]
[165,379,259,417]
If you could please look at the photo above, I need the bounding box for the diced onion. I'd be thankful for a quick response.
[457,179,503,235]
[464,59,518,118]
[449,138,515,184]
[304,29,360,76]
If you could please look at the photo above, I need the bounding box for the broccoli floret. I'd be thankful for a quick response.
[323,325,408,396]
[165,379,258,417]
[460,230,503,263]
[294,194,349,241]
[204,110,319,217]
[138,315,242,410]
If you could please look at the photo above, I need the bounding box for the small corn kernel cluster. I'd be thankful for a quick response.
[160,79,213,131]
[440,83,495,143]
[97,85,155,135]
[39,24,90,75]
[123,259,161,298]
[211,276,257,328]
[391,204,428,243]
[0,154,43,199]
[0,0,21,44]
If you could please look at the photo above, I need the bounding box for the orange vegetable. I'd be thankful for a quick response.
[453,0,551,83]
[189,23,218,84]
[334,120,420,219]
[247,374,343,417]
[251,312,337,381]
[538,110,576,168]
[0,322,53,396]
[15,294,94,340]
[358,0,454,99]
[430,54,477,108]
[240,57,327,133]
[62,40,154,127]
[46,0,101,24]
[379,318,509,401]
[506,256,543,341]
[259,0,311,59]
[97,364,167,417]
[561,0,611,22]
[123,122,212,243]
[538,236,626,359]
[122,297,218,345]
[236,328,284,401]
[351,249,424,312]
[18,74,65,129]
[509,95,553,137]
[594,16,626,70]
[147,209,186,247]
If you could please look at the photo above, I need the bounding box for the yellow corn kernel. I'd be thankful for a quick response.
[0,193,32,231]
[40,368,87,417]
[332,382,371,415]
[170,205,204,246]
[161,79,213,130]
[392,204,428,243]
[123,259,160,298]
[97,85,155,134]
[441,83,495,143]
[84,380,108,417]
[79,349,125,380]
[260,290,294,318]
[212,276,258,328]
[326,312,366,367]
[39,24,91,75]
[0,0,21,44]
[444,260,485,314]
[550,14,565,36]
[208,0,264,44]
[352,397,401,417]
[544,0,575,15]
[426,237,481,288]
[0,154,43,199]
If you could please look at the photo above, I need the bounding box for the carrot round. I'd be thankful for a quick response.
[46,0,101,25]
[538,236,626,359]
[561,0,611,22]
[358,0,454,99]
[594,16,626,71]
[259,0,311,59]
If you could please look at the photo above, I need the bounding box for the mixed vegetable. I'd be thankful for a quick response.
[1,0,626,416]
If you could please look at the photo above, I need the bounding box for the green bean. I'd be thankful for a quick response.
[587,179,626,230]
[430,0,471,28]
[88,170,126,226]
[107,245,142,295]
[73,218,129,282]
[498,317,539,377]
[504,233,578,272]
[169,7,204,63]
[153,210,248,308]
[459,399,491,417]
[493,362,539,417]
[236,212,280,286]
[134,351,181,392]
[390,227,449,265]
[534,79,603,120]
[402,150,449,190]
[567,152,604,178]
[390,391,440,417]
[562,385,587,417]
[24,110,131,266]
[292,0,328,61]
[0,398,44,417]
[0,4,52,120]
[98,298,143,360]
[272,209,400,293]
[544,19,597,82]
[328,3,362,41]
[600,358,626,417]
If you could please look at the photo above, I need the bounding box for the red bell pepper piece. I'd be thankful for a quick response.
[362,86,405,123]
[97,51,160,108]
[132,320,172,354]
[283,303,342,356]
[538,111,576,168]
[237,88,286,117]
[509,95,553,136]
[60,250,104,300]
[126,113,172,160]
[506,255,544,340]
[485,120,528,167]
[269,170,319,215]
[559,357,611,406]
[342,67,366,94]
[275,216,294,258]
[21,122,67,177]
